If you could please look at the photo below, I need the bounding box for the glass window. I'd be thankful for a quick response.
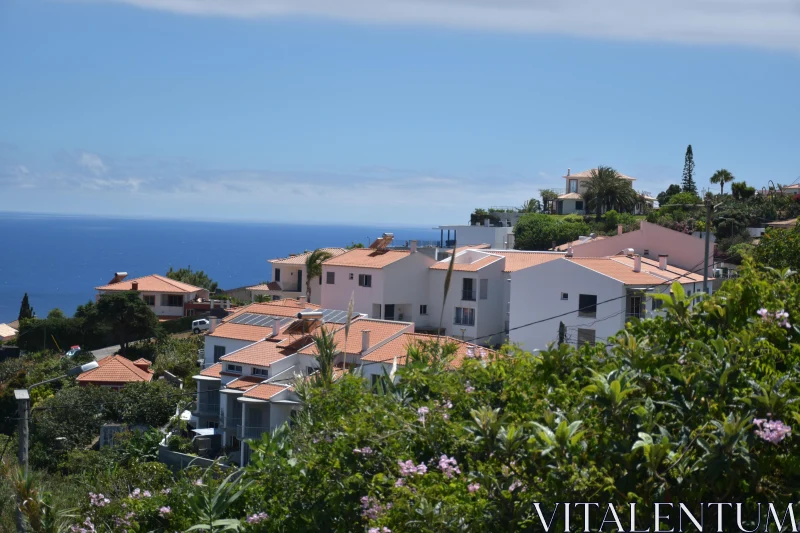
[274,268,281,282]
[358,274,372,287]
[578,294,597,317]
[143,295,155,306]
[419,305,428,315]
[577,328,596,346]
[251,368,268,377]
[213,345,226,362]
[561,293,569,300]
[226,364,242,373]
[326,272,335,284]
[454,307,475,326]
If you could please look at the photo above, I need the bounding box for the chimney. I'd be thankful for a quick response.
[567,168,571,176]
[133,359,152,373]
[131,281,139,291]
[566,244,573,257]
[209,317,218,334]
[633,255,642,273]
[659,254,668,270]
[361,330,371,353]
[410,240,418,253]
[484,218,490,227]
[298,296,307,304]
[272,320,280,337]
[617,224,623,236]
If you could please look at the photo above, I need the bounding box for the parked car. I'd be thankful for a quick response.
[66,345,81,358]
[192,319,210,334]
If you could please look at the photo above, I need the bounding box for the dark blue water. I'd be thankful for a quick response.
[0,212,438,322]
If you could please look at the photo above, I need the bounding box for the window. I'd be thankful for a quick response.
[454,307,475,326]
[560,293,569,300]
[479,279,488,300]
[462,278,476,301]
[652,297,664,311]
[213,345,226,362]
[419,305,428,315]
[252,368,268,377]
[319,274,322,285]
[274,268,281,282]
[575,201,584,211]
[143,295,155,306]
[326,272,335,284]
[384,304,395,320]
[569,179,578,193]
[643,249,650,256]
[226,364,242,374]
[577,328,596,347]
[162,294,184,307]
[358,274,372,287]
[349,273,354,280]
[578,294,597,317]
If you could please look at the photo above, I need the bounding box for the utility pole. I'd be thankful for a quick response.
[703,197,713,294]
[14,390,29,533]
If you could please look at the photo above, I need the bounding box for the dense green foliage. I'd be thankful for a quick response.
[513,214,590,250]
[732,181,757,200]
[582,166,638,221]
[681,144,697,195]
[751,224,800,270]
[709,168,735,195]
[166,266,219,293]
[656,184,681,206]
[18,292,34,321]
[95,292,160,354]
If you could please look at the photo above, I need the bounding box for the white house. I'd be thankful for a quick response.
[95,273,209,319]
[561,221,713,273]
[248,248,347,304]
[427,249,565,345]
[509,253,709,351]
[321,241,436,323]
[556,168,654,216]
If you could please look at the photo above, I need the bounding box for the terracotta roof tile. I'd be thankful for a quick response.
[554,235,607,252]
[609,256,706,283]
[323,249,411,269]
[491,250,565,272]
[199,363,222,378]
[567,256,707,285]
[557,192,583,200]
[242,383,289,400]
[298,319,411,356]
[96,274,204,293]
[133,358,152,366]
[361,333,498,369]
[246,282,282,291]
[76,355,153,384]
[269,248,348,265]
[225,376,265,390]
[220,340,290,366]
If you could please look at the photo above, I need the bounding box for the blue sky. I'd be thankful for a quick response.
[1,0,798,225]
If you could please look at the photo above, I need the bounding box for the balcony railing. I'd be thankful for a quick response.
[221,415,242,430]
[461,290,477,301]
[194,402,219,416]
[237,425,269,440]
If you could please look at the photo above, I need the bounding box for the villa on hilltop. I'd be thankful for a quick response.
[556,168,655,215]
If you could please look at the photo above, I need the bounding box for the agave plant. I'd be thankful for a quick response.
[186,468,251,532]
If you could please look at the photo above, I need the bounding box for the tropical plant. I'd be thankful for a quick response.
[710,169,735,195]
[186,469,251,532]
[656,184,681,206]
[751,225,800,270]
[539,189,559,213]
[582,166,638,221]
[310,327,338,387]
[732,181,757,200]
[520,198,541,213]
[304,249,334,303]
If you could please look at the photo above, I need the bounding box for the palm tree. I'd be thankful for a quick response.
[304,249,333,303]
[520,198,541,213]
[582,166,638,221]
[710,169,735,195]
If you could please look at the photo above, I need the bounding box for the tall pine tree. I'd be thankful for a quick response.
[18,292,34,321]
[682,144,697,195]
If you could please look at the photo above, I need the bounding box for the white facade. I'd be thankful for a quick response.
[320,251,436,323]
[204,336,254,368]
[438,225,515,249]
[509,258,706,351]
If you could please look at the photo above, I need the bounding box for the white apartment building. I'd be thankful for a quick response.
[509,253,709,351]
[320,243,436,323]
[248,248,347,304]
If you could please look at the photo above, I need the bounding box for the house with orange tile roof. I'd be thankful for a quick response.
[427,248,565,345]
[557,168,654,215]
[320,236,437,325]
[249,248,348,305]
[76,355,153,390]
[95,273,211,320]
[508,251,712,351]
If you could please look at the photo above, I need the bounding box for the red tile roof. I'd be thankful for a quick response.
[567,256,707,285]
[487,250,565,272]
[220,340,290,366]
[225,376,266,390]
[199,363,222,379]
[242,383,289,400]
[246,282,282,291]
[96,274,203,293]
[297,319,411,356]
[133,358,152,366]
[269,248,348,265]
[323,249,411,269]
[430,254,502,272]
[76,355,153,384]
[361,333,497,369]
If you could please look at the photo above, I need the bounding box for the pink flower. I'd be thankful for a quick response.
[354,446,374,455]
[438,455,460,479]
[247,512,269,524]
[398,460,426,476]
[193,479,203,486]
[161,488,171,495]
[88,493,110,507]
[468,483,480,493]
[159,506,171,517]
[465,382,475,393]
[394,478,406,487]
[754,418,792,443]
[757,308,769,318]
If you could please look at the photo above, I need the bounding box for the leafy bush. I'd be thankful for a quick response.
[514,214,590,250]
[752,226,800,270]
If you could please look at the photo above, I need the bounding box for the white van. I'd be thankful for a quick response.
[192,318,210,334]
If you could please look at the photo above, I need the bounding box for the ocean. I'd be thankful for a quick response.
[0,212,439,322]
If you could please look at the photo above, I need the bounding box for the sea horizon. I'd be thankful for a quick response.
[0,212,440,323]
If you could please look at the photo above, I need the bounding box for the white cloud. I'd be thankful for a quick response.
[95,0,800,51]
[77,152,108,176]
